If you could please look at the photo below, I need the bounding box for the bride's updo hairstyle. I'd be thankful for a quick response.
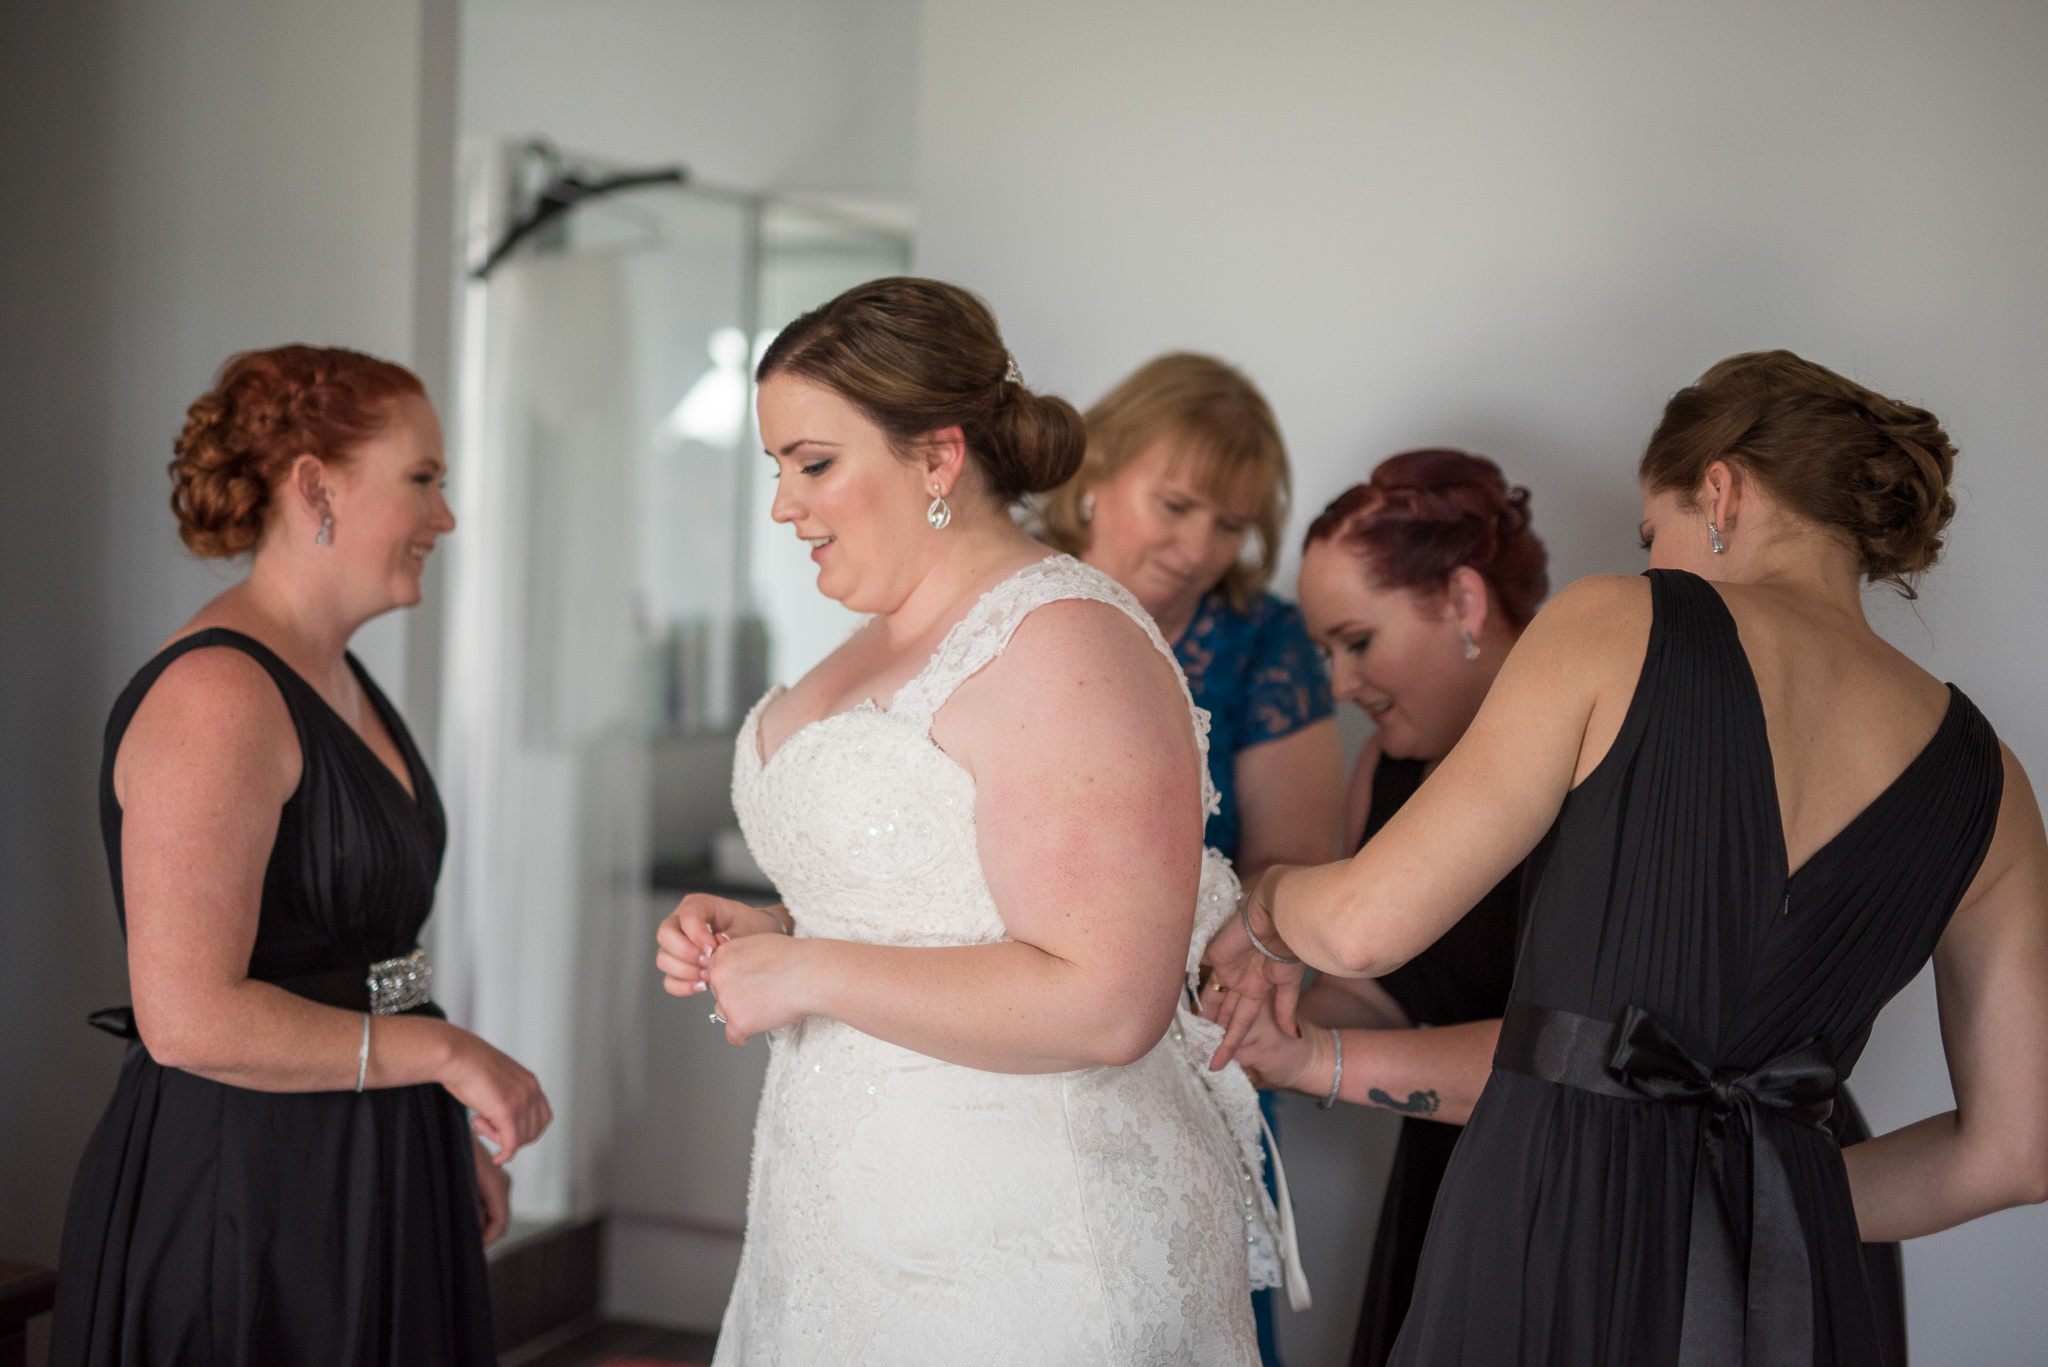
[171,344,426,557]
[755,277,1085,503]
[1305,449,1549,629]
[1640,350,1958,597]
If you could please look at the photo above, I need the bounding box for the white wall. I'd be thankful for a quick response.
[463,0,919,190]
[0,0,457,1313]
[917,2,2048,1363]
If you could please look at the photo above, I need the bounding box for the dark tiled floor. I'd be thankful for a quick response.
[507,1319,718,1367]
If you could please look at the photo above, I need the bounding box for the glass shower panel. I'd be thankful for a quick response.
[590,190,759,734]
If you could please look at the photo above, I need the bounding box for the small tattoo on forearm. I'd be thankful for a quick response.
[1368,1087,1440,1115]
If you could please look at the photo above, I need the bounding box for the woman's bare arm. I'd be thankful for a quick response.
[695,600,1207,1072]
[1842,744,2048,1240]
[119,647,549,1158]
[1267,577,1642,972]
[1234,719,1345,882]
[1201,576,1645,1056]
[1232,995,1498,1125]
[1298,972,1412,1031]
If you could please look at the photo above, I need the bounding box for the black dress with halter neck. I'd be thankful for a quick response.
[1387,569,2002,1367]
[51,629,494,1367]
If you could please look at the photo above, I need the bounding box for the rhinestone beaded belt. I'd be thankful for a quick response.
[366,948,432,1015]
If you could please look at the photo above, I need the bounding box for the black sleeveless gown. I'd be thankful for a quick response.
[52,629,495,1367]
[1388,570,2002,1367]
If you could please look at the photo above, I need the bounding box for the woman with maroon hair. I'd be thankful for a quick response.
[1222,449,1544,1364]
[52,346,550,1367]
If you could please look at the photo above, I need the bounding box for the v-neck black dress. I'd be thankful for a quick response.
[52,629,494,1367]
[1388,570,2003,1367]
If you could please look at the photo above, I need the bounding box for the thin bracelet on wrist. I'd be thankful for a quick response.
[1240,890,1300,965]
[1317,1027,1343,1110]
[355,1012,371,1093]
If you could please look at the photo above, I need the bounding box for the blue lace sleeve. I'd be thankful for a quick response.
[1242,597,1335,745]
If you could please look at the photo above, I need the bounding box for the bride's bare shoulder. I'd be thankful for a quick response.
[949,594,1189,736]
[1004,594,1176,681]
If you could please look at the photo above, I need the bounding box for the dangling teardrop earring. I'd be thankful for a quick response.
[926,487,952,531]
[1078,491,1095,525]
[1707,521,1725,555]
[316,514,333,546]
[1461,630,1480,662]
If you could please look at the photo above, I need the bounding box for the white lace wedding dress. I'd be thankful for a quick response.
[713,556,1297,1367]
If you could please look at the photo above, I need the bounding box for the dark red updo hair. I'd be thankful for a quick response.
[1304,449,1549,629]
[170,344,427,557]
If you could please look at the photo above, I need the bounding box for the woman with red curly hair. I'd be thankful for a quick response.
[52,345,550,1367]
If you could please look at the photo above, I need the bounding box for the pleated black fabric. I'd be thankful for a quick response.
[1349,757,1522,1367]
[52,629,494,1367]
[1388,570,2003,1367]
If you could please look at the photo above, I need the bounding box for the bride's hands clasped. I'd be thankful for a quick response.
[656,893,808,1045]
[1200,865,1308,1069]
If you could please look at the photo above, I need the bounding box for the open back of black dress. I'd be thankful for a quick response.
[1390,570,2003,1367]
[52,630,494,1367]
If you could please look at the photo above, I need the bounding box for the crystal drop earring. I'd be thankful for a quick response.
[926,487,952,531]
[1462,630,1480,662]
[1707,521,1725,554]
[316,514,333,546]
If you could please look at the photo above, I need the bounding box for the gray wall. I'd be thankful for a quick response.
[916,2,2048,1363]
[462,0,920,191]
[0,0,458,1313]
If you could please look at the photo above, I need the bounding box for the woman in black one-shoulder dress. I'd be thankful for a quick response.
[52,346,551,1367]
[1233,451,1912,1365]
[1208,352,2048,1365]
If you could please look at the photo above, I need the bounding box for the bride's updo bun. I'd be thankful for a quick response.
[1640,350,1959,596]
[171,344,427,557]
[756,278,1084,502]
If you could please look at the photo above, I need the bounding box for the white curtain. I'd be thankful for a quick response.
[436,251,650,1219]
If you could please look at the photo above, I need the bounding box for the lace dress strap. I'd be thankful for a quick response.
[892,555,1220,818]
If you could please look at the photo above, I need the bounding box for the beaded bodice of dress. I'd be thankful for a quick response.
[735,554,1222,956]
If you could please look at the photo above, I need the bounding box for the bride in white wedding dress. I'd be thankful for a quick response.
[654,280,1300,1366]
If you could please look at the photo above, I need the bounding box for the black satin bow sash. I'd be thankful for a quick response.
[1496,1002,1838,1367]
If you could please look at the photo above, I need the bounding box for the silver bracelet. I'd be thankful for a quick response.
[1317,1028,1343,1110]
[355,1012,371,1093]
[1240,891,1301,965]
